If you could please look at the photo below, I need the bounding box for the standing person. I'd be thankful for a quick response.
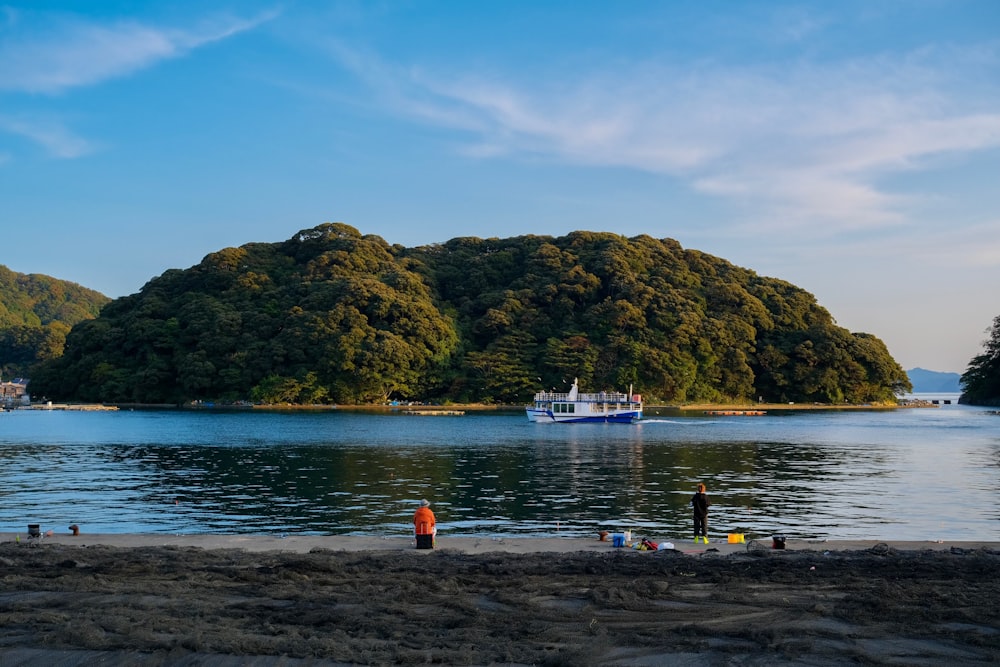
[413,499,436,549]
[691,483,710,544]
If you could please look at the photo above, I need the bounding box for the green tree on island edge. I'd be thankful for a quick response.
[960,314,1000,406]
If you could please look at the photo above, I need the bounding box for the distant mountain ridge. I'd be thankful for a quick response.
[907,367,961,393]
[0,264,109,378]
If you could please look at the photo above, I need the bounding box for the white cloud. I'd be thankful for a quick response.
[0,8,278,160]
[0,9,278,94]
[334,42,1000,236]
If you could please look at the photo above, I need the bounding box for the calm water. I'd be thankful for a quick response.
[1,397,997,541]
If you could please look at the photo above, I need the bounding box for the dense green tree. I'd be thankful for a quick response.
[31,224,459,405]
[0,265,108,379]
[408,232,909,404]
[960,315,1000,406]
[30,225,911,405]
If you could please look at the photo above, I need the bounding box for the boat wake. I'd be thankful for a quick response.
[638,418,712,425]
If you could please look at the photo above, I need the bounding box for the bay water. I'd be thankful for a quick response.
[1,396,997,542]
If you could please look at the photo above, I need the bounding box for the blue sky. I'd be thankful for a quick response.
[2,1,998,374]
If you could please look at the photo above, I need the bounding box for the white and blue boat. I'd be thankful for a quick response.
[526,378,642,423]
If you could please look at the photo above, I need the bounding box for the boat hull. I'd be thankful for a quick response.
[526,408,642,424]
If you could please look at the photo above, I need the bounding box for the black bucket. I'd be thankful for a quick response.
[772,534,786,549]
[27,524,40,538]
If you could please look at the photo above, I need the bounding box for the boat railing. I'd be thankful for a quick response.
[533,391,640,403]
[533,392,570,402]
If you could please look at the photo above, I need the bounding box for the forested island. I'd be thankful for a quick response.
[25,224,914,406]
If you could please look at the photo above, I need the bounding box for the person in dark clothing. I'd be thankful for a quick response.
[691,483,710,544]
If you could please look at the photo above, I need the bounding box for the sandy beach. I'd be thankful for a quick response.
[2,532,999,666]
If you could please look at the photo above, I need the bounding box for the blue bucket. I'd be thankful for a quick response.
[612,534,625,547]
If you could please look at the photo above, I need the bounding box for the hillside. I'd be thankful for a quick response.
[30,224,911,405]
[0,265,110,379]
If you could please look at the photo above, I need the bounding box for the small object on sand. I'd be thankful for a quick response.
[69,524,79,536]
[45,529,54,537]
[598,531,609,542]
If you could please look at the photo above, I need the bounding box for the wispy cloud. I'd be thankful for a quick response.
[0,115,95,158]
[904,219,1000,268]
[796,216,1000,273]
[0,8,278,161]
[0,9,278,94]
[331,40,1000,235]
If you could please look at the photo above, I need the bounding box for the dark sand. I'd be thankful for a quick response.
[1,537,999,666]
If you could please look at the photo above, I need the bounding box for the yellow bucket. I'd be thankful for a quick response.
[727,533,745,544]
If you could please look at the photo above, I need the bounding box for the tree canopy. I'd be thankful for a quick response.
[0,265,109,379]
[960,315,1000,406]
[29,224,911,405]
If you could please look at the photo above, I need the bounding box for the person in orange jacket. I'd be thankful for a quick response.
[413,499,436,548]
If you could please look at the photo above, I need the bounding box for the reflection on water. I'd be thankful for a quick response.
[1,404,998,540]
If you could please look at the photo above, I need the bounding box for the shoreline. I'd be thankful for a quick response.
[11,397,960,412]
[4,531,996,555]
